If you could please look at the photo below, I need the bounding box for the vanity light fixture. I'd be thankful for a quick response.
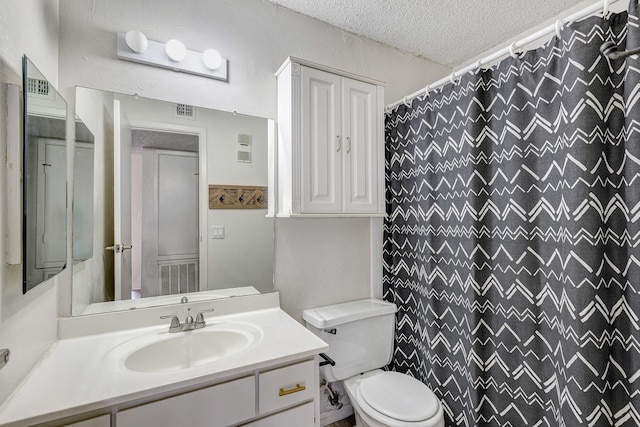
[165,39,187,62]
[124,30,148,54]
[116,32,228,82]
[202,49,223,70]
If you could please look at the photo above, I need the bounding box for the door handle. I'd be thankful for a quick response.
[105,244,132,254]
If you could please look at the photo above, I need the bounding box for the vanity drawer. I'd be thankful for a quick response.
[258,359,315,414]
[117,376,255,427]
[62,414,110,427]
[242,402,314,426]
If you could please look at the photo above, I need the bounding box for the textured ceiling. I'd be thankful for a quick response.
[266,0,588,67]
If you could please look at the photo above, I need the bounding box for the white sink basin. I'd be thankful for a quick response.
[107,322,263,373]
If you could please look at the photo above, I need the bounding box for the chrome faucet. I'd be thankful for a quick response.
[161,307,214,333]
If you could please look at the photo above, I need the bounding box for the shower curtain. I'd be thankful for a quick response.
[384,2,640,426]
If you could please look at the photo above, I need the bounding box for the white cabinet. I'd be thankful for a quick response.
[62,415,110,427]
[114,358,319,427]
[242,402,315,426]
[275,57,385,216]
[117,376,256,427]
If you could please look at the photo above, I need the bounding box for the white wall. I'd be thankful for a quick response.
[57,0,450,323]
[0,0,61,406]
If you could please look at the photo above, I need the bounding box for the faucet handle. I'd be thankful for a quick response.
[160,315,181,332]
[195,308,215,328]
[184,307,194,326]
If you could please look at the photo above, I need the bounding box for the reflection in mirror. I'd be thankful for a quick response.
[73,87,274,315]
[73,118,94,263]
[22,56,68,293]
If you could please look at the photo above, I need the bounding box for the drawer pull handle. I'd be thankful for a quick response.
[279,384,306,397]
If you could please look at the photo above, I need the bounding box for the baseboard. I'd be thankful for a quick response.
[320,404,354,426]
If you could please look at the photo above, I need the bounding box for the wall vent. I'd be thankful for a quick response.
[27,77,50,97]
[159,261,199,295]
[175,103,196,120]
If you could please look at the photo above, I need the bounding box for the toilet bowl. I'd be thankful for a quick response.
[302,299,445,427]
[343,370,444,427]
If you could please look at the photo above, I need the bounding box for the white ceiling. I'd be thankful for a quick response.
[266,0,588,67]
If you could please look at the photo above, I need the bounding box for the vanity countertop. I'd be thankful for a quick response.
[0,298,328,427]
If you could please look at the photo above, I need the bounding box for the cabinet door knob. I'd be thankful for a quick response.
[346,136,352,153]
[336,135,341,152]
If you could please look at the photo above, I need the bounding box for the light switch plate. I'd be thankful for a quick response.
[211,225,225,239]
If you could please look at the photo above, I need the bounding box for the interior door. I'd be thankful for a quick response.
[112,99,133,300]
[35,138,67,271]
[141,148,199,297]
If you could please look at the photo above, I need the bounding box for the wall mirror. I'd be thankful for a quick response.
[23,56,68,293]
[73,87,274,315]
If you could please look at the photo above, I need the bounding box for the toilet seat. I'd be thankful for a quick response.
[355,371,441,427]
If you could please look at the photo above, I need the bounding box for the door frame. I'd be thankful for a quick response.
[127,119,208,294]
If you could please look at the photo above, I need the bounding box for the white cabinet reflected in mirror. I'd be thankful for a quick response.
[23,56,68,293]
[73,87,274,315]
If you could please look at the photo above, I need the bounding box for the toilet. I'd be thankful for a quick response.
[303,299,445,427]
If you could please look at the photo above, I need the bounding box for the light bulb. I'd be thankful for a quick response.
[165,39,186,62]
[202,49,223,70]
[125,30,148,54]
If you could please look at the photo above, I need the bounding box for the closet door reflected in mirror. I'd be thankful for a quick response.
[22,56,68,293]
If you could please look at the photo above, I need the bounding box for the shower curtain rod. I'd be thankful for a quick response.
[386,0,623,111]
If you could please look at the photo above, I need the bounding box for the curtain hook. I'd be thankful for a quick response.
[603,0,610,17]
[449,71,458,85]
[476,59,484,71]
[423,84,431,100]
[403,96,412,107]
[555,19,564,39]
[509,42,520,58]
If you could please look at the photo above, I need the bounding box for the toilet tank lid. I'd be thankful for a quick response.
[303,299,397,329]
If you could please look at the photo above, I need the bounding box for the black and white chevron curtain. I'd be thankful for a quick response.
[384,2,640,426]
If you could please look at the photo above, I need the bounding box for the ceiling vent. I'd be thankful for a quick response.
[175,103,196,120]
[26,77,51,98]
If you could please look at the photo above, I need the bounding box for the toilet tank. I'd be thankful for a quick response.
[303,299,397,382]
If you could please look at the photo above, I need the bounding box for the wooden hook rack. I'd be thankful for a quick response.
[208,185,268,209]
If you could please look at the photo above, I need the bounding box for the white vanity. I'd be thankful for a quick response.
[0,293,327,427]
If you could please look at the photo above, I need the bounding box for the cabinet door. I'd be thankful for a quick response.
[300,66,342,213]
[116,376,255,427]
[242,402,315,427]
[62,414,110,427]
[342,78,379,213]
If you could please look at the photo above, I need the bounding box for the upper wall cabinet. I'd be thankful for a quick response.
[274,57,385,217]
